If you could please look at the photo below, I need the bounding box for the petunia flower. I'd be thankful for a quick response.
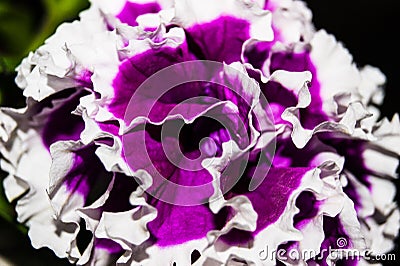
[0,0,398,265]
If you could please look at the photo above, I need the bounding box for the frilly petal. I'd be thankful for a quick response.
[361,208,400,255]
[263,68,372,148]
[15,6,114,101]
[173,0,273,41]
[199,160,358,265]
[0,126,79,259]
[0,91,91,261]
[308,30,361,116]
[0,0,399,264]
[266,0,314,42]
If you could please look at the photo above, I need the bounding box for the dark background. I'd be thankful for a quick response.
[0,0,399,265]
[307,1,399,265]
[306,0,399,119]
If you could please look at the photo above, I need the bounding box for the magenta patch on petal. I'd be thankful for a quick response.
[148,203,215,246]
[122,121,216,200]
[109,46,194,119]
[76,70,93,89]
[321,135,371,189]
[64,145,112,199]
[270,51,330,129]
[133,123,218,246]
[119,118,235,245]
[310,216,351,266]
[98,121,120,136]
[42,89,87,149]
[116,1,161,27]
[220,167,311,244]
[264,0,277,11]
[273,136,336,168]
[343,180,362,213]
[247,167,311,232]
[261,81,298,109]
[293,191,320,229]
[64,147,94,196]
[244,41,275,70]
[243,25,282,69]
[96,238,123,254]
[185,16,250,63]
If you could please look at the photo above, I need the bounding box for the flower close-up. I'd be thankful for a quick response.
[0,0,399,265]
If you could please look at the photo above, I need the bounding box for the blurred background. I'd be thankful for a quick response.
[0,0,398,264]
[0,0,89,264]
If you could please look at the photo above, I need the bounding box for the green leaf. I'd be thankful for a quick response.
[0,2,38,72]
[0,0,89,73]
[0,0,90,234]
[0,173,27,234]
[0,177,14,223]
[25,0,89,56]
[0,2,35,54]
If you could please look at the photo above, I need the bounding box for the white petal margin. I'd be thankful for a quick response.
[79,18,187,128]
[124,238,210,266]
[357,65,386,107]
[268,0,314,43]
[284,160,364,265]
[308,30,361,117]
[80,108,147,177]
[74,176,115,265]
[372,113,400,155]
[94,198,157,264]
[76,62,268,264]
[342,171,375,219]
[267,69,371,148]
[76,170,158,265]
[196,164,356,266]
[92,0,174,17]
[0,119,79,260]
[361,208,400,256]
[173,0,273,41]
[48,141,87,224]
[75,111,161,264]
[15,5,119,101]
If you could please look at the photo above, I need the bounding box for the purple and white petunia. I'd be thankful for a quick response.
[0,0,399,265]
